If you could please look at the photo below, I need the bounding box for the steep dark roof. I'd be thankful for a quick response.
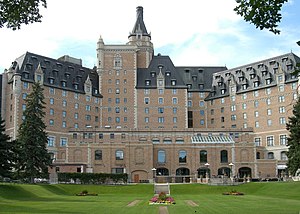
[205,52,300,100]
[9,52,102,97]
[136,54,227,90]
[129,6,150,38]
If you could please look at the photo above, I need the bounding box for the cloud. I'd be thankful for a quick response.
[0,0,299,72]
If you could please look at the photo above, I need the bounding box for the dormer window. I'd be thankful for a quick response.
[74,84,78,90]
[61,81,67,87]
[145,80,151,86]
[49,78,54,84]
[187,84,192,88]
[253,81,259,88]
[166,72,171,76]
[171,80,176,86]
[192,76,197,81]
[242,84,247,90]
[199,84,204,89]
[266,79,271,85]
[151,72,156,77]
[221,89,226,94]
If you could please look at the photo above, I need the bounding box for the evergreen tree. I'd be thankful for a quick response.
[15,82,51,183]
[0,116,14,178]
[286,97,300,176]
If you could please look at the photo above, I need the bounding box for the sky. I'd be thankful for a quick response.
[1,0,300,72]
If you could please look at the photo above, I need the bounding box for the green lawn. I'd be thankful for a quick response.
[0,182,300,214]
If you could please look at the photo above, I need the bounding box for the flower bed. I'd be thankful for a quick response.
[149,192,175,205]
[76,190,98,196]
[222,190,244,195]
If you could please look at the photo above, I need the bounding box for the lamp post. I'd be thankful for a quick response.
[229,162,234,183]
[204,163,210,183]
[152,168,157,183]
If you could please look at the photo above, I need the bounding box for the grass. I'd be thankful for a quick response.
[0,182,300,213]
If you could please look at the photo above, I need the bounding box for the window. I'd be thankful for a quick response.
[115,150,124,160]
[49,87,55,94]
[279,106,285,113]
[173,117,177,123]
[159,89,164,94]
[144,97,149,104]
[50,98,54,105]
[188,100,192,107]
[243,113,247,119]
[200,119,205,125]
[158,107,164,114]
[278,95,285,103]
[242,103,247,109]
[22,104,26,111]
[62,90,67,97]
[158,97,164,104]
[95,150,102,160]
[242,93,247,100]
[267,119,272,126]
[173,107,177,114]
[279,85,284,92]
[231,96,236,102]
[255,121,259,128]
[75,103,79,109]
[179,150,187,163]
[158,150,166,163]
[267,136,274,146]
[86,96,91,102]
[48,136,55,147]
[199,101,205,107]
[62,100,67,107]
[172,98,178,104]
[49,119,54,126]
[254,91,259,97]
[158,117,164,123]
[268,152,274,159]
[281,151,287,160]
[200,110,205,115]
[254,137,261,146]
[254,111,259,117]
[220,150,228,163]
[280,135,287,145]
[85,115,91,121]
[116,98,120,104]
[85,105,91,111]
[110,133,114,139]
[144,89,150,95]
[23,82,29,89]
[266,98,271,105]
[172,89,177,94]
[200,150,207,163]
[279,117,286,124]
[62,111,66,118]
[62,121,67,128]
[267,109,272,115]
[266,88,271,95]
[254,100,259,108]
[231,105,236,112]
[231,115,237,121]
[50,108,54,115]
[60,138,67,146]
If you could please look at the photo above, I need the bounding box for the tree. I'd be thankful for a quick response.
[286,97,300,176]
[0,0,47,30]
[0,116,15,178]
[234,0,288,34]
[15,82,51,183]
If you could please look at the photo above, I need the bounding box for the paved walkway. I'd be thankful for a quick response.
[159,206,169,214]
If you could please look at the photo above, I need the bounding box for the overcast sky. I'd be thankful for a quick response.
[1,0,300,72]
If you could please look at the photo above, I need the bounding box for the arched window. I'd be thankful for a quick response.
[220,150,228,163]
[256,152,261,159]
[200,150,207,163]
[158,150,166,163]
[280,151,287,160]
[267,152,274,159]
[179,150,187,163]
[116,150,124,160]
[95,150,102,160]
[113,54,122,68]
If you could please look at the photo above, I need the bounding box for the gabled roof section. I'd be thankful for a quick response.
[129,6,150,38]
[10,52,102,97]
[136,54,227,90]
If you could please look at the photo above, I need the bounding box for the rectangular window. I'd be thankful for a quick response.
[48,136,55,147]
[60,138,67,146]
[144,97,149,104]
[279,106,285,113]
[279,117,286,124]
[172,98,178,104]
[158,97,164,104]
[158,117,164,123]
[267,136,274,146]
[254,137,261,146]
[279,135,287,145]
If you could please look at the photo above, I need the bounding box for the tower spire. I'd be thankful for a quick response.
[128,6,151,39]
